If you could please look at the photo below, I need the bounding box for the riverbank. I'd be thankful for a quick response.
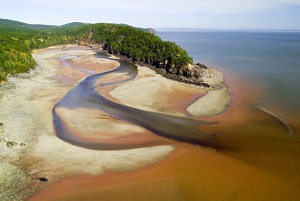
[0,45,230,201]
[105,50,224,88]
[29,46,300,201]
[108,64,229,117]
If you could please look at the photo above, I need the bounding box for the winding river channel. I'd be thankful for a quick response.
[53,53,217,150]
[29,47,300,201]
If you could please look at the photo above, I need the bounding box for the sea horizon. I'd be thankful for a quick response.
[157,29,300,116]
[155,27,300,33]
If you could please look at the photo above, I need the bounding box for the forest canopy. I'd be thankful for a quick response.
[0,19,194,81]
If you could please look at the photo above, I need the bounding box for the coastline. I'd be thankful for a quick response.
[28,47,300,201]
[107,64,230,117]
[0,45,230,201]
[105,50,223,88]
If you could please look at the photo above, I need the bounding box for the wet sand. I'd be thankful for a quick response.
[29,144,300,201]
[109,65,207,116]
[0,46,175,200]
[1,45,299,201]
[30,66,300,201]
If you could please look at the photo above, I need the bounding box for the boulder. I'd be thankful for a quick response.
[6,141,18,148]
[196,63,208,69]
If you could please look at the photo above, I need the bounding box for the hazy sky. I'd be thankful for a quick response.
[1,0,300,29]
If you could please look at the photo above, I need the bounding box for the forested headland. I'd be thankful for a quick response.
[0,19,205,85]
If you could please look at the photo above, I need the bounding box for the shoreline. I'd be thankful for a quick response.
[27,47,300,201]
[0,45,231,201]
[103,49,224,88]
[108,64,230,117]
[1,44,224,89]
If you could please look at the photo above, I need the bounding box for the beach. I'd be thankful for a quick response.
[2,45,299,201]
[0,45,228,200]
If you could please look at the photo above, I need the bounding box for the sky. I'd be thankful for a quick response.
[1,0,300,29]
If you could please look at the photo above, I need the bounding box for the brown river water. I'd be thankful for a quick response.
[30,48,300,201]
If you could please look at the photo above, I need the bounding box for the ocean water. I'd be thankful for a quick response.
[149,30,300,201]
[31,32,300,201]
[157,30,300,116]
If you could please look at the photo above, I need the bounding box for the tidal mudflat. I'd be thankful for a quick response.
[1,45,299,201]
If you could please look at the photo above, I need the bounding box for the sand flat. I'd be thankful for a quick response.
[29,58,300,201]
[109,65,226,117]
[1,45,235,201]
[0,46,176,200]
[187,87,232,117]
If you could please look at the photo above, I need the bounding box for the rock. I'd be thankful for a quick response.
[187,64,194,70]
[6,141,18,148]
[186,69,193,77]
[159,69,167,75]
[19,143,26,147]
[0,138,26,148]
[0,138,6,143]
[38,177,48,182]
[194,68,201,79]
[196,63,208,69]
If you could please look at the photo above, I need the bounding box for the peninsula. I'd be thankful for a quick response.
[1,18,299,201]
[0,19,229,201]
[0,19,220,87]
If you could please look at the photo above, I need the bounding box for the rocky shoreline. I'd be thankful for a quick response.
[134,62,212,87]
[101,50,222,88]
[0,45,229,201]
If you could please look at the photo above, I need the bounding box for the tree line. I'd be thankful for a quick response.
[0,21,194,81]
[77,24,193,74]
[0,29,76,81]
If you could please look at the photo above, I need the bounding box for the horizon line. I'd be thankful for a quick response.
[154,27,300,32]
[1,18,300,32]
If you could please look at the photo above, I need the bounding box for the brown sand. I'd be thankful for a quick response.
[187,87,231,116]
[108,65,229,117]
[29,62,300,201]
[30,143,300,201]
[0,46,174,200]
[54,107,171,149]
[3,45,299,201]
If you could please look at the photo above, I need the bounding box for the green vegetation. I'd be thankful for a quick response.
[0,19,194,82]
[77,24,193,73]
[0,29,76,81]
[0,33,36,80]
